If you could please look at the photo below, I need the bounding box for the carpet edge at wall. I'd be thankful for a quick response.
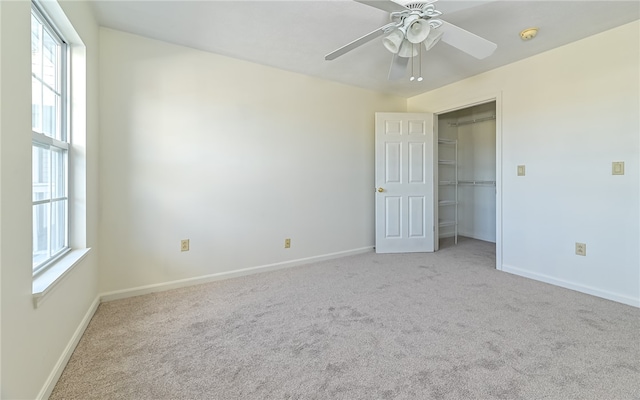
[100,247,374,303]
[37,296,101,400]
[502,264,640,307]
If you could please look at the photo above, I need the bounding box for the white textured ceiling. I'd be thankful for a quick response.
[91,0,640,98]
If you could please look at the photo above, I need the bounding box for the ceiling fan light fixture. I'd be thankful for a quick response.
[423,28,444,51]
[406,18,430,44]
[398,39,418,58]
[383,29,405,54]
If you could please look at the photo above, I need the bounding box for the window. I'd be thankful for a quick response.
[31,4,69,274]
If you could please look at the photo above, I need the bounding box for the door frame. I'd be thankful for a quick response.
[432,92,503,271]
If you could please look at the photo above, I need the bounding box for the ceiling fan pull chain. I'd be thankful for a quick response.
[410,43,415,81]
[418,44,423,82]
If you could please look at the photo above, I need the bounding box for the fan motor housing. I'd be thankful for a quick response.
[405,2,431,10]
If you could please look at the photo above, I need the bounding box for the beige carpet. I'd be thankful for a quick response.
[51,238,640,399]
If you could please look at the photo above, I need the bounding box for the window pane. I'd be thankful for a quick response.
[51,148,66,199]
[32,77,42,132]
[42,86,58,138]
[31,7,69,274]
[32,145,50,202]
[31,15,42,78]
[33,203,50,268]
[42,30,58,90]
[51,199,67,254]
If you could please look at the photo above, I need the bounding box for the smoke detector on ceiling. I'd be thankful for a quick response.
[520,28,539,41]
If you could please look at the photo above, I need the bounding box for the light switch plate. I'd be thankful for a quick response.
[612,161,624,175]
[517,165,526,176]
[575,242,586,256]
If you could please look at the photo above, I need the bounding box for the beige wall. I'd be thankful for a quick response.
[98,28,406,293]
[409,21,640,306]
[0,1,100,398]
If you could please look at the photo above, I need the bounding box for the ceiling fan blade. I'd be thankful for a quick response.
[325,23,397,60]
[354,0,409,13]
[438,20,497,59]
[388,54,409,80]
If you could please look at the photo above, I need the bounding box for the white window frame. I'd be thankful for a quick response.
[31,2,71,276]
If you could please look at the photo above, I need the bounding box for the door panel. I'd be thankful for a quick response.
[385,197,402,238]
[408,120,427,136]
[375,113,435,253]
[409,142,425,183]
[408,196,425,238]
[385,142,402,183]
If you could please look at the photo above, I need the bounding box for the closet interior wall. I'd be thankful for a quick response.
[438,102,496,244]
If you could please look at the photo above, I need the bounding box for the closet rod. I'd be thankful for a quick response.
[449,115,496,127]
[458,180,496,186]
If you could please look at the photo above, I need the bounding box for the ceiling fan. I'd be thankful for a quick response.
[325,0,497,80]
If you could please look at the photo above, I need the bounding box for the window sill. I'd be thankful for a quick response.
[32,248,91,308]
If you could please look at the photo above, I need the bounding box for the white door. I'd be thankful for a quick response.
[375,113,435,253]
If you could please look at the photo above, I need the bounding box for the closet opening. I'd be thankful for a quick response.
[436,101,497,252]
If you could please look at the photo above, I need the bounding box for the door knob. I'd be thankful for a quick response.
[377,187,384,193]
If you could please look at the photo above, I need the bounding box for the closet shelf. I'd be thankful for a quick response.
[439,220,457,228]
[437,134,458,244]
[448,115,496,127]
[437,139,457,145]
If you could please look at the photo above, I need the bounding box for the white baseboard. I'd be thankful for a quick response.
[100,246,374,302]
[37,295,101,400]
[458,231,496,243]
[438,232,456,239]
[502,264,639,308]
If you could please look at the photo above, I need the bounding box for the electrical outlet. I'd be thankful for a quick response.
[517,165,526,176]
[181,239,190,252]
[575,242,586,256]
[284,238,291,249]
